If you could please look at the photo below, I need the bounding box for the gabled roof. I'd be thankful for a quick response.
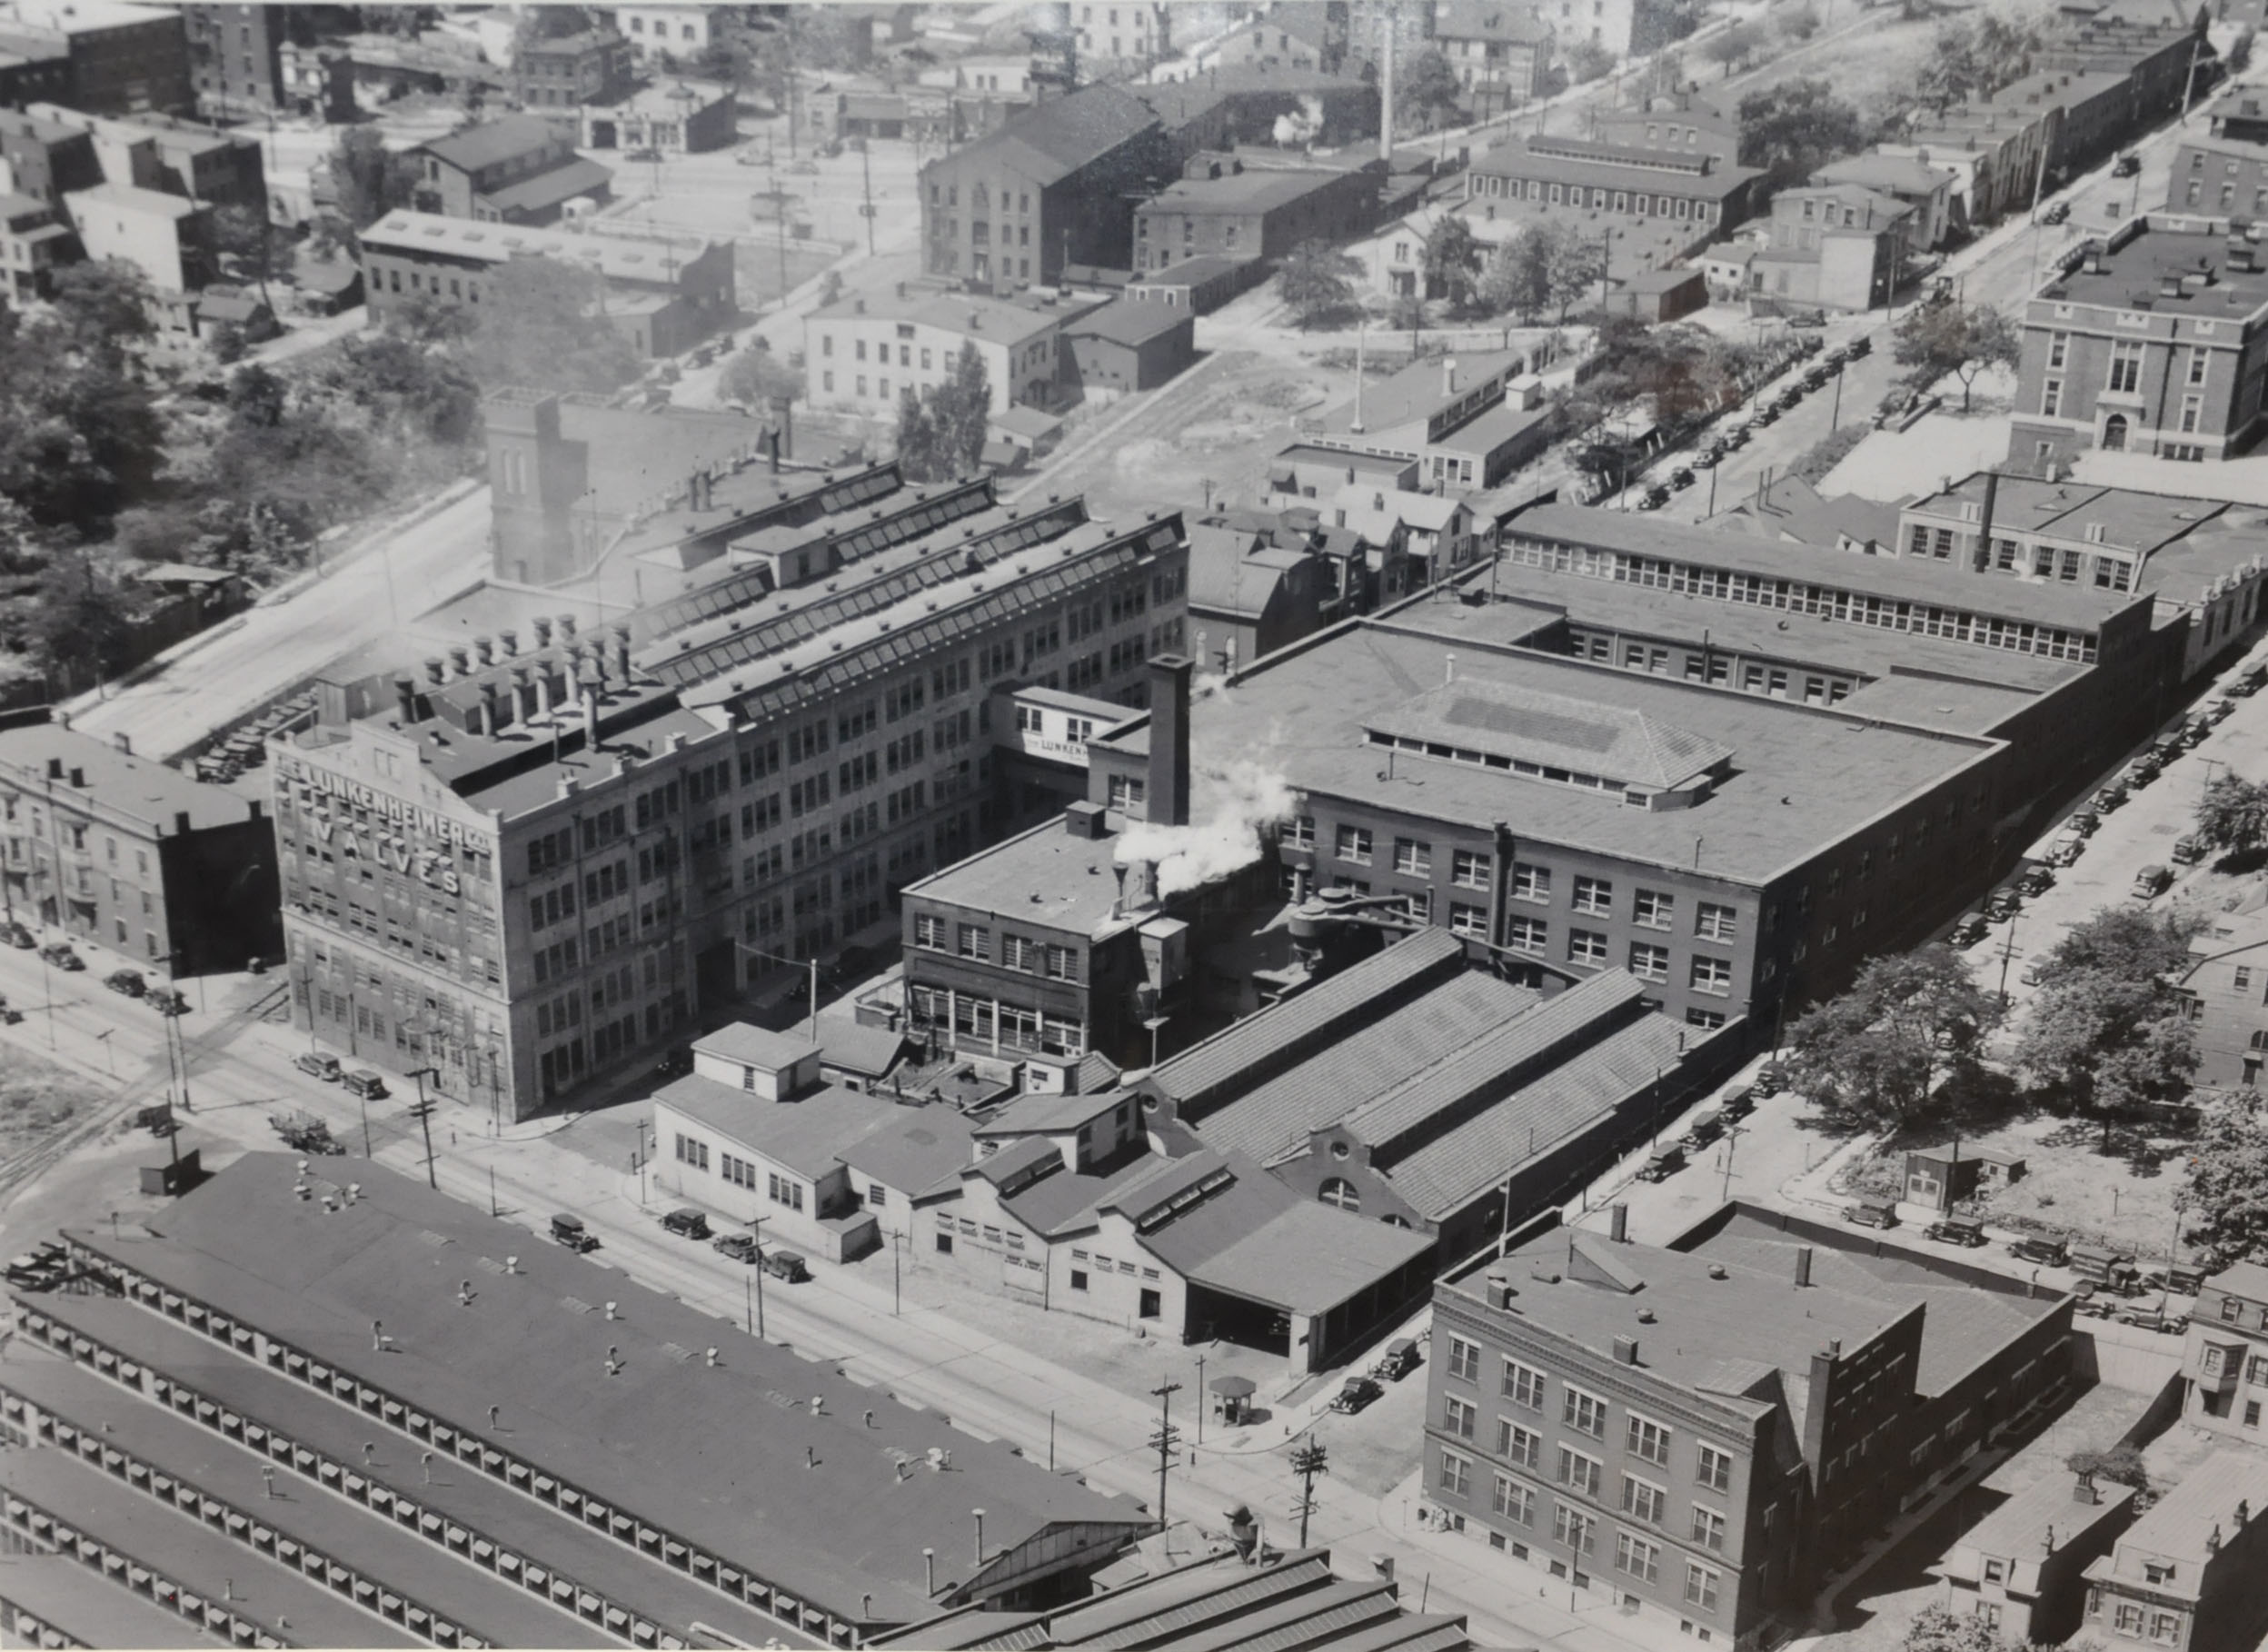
[1432,0,1554,43]
[421,113,561,173]
[693,1022,819,1070]
[1815,152,1957,195]
[945,83,1158,186]
[652,1072,893,1179]
[482,154,612,214]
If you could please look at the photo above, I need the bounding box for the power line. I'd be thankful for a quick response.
[1291,1439,1328,1548]
[1149,1381,1181,1531]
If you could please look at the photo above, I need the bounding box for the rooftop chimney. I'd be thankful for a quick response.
[45,757,61,780]
[2074,1473,2099,1506]
[532,616,554,650]
[499,629,518,658]
[556,613,577,642]
[395,679,418,726]
[614,625,633,685]
[473,636,495,668]
[174,810,190,836]
[1612,1336,1638,1365]
[1609,1202,1628,1242]
[1442,356,1458,397]
[480,680,502,733]
[112,731,131,755]
[447,645,470,680]
[1148,654,1193,830]
[424,657,447,687]
[68,767,84,788]
[1794,1245,1813,1289]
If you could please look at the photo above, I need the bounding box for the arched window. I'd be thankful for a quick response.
[2102,413,2129,452]
[1319,1178,1360,1213]
[2248,1029,2268,1051]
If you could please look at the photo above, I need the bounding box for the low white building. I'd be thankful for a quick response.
[804,290,1073,418]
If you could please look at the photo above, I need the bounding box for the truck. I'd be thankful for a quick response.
[2132,864,2174,901]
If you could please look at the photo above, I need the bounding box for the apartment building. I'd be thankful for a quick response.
[2180,1261,2268,1436]
[0,190,73,295]
[0,713,279,975]
[1747,183,1915,312]
[0,0,190,114]
[178,1,284,116]
[412,113,613,224]
[1430,0,1553,119]
[275,474,1189,1120]
[1425,1207,2074,1646]
[2012,218,2268,473]
[514,28,636,120]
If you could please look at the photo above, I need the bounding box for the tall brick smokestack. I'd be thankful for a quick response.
[1148,654,1192,830]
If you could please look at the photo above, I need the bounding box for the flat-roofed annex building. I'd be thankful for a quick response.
[45,1151,1151,1645]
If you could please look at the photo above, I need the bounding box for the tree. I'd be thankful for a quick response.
[1737,78,1868,194]
[720,345,806,413]
[1477,238,1544,320]
[1702,22,1763,77]
[0,291,166,527]
[1782,944,2004,1130]
[2017,907,2207,1149]
[2066,1445,2151,1492]
[1567,38,1616,83]
[1779,3,1822,42]
[1894,302,2023,412]
[329,126,419,231]
[47,258,156,367]
[1278,239,1361,329]
[2194,772,2268,856]
[25,554,141,693]
[1897,1607,2027,1652]
[896,343,990,483]
[1541,220,1606,322]
[451,257,642,394]
[1422,214,1483,312]
[2183,1099,2268,1269]
[210,203,280,312]
[1397,48,1464,134]
[1915,14,2043,112]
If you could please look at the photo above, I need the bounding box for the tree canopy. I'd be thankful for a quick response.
[0,274,166,529]
[1893,301,2022,412]
[1783,944,2004,1130]
[2183,1098,2268,1269]
[1915,13,2044,112]
[1396,49,1465,134]
[2017,906,2207,1148]
[896,341,990,482]
[1737,78,1869,195]
[721,344,807,412]
[328,125,421,231]
[1278,240,1363,329]
[1422,215,1483,313]
[2194,772,2268,856]
[436,258,642,395]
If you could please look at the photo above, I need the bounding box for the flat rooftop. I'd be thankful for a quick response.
[908,813,1138,940]
[0,718,259,833]
[17,1290,812,1647]
[73,1152,1145,1627]
[2041,220,2268,315]
[1142,165,1358,214]
[360,211,721,285]
[1510,503,2141,632]
[1089,604,1999,886]
[1906,473,2233,555]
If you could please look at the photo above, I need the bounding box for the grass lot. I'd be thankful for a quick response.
[1836,1110,2199,1266]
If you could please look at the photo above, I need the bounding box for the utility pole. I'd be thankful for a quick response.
[407,1068,440,1189]
[861,140,876,257]
[749,1213,774,1338]
[1149,1381,1182,1531]
[1195,1352,1208,1443]
[1291,1439,1328,1547]
[1720,1121,1743,1202]
[1996,914,2021,1008]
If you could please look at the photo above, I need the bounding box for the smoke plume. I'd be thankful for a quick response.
[1113,760,1294,898]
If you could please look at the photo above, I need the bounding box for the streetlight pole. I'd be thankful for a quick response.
[407,1067,440,1189]
[35,948,55,1050]
[748,1213,774,1339]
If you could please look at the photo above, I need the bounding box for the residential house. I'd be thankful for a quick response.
[2079,1450,2268,1652]
[1876,91,2060,229]
[0,189,74,295]
[1814,153,1957,251]
[2174,908,2268,1087]
[805,289,1069,419]
[1938,1472,2137,1645]
[1431,0,1554,120]
[1186,522,1329,669]
[1748,183,1915,312]
[2182,1261,2268,1438]
[64,178,208,336]
[614,5,713,61]
[413,113,613,224]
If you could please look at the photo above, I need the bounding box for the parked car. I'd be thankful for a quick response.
[2072,1279,2116,1318]
[2040,200,2071,225]
[2207,697,2237,723]
[2172,834,2207,865]
[1329,1376,1383,1414]
[1756,1062,1790,1096]
[2143,1264,2208,1296]
[2239,665,2268,694]
[149,990,189,1017]
[625,145,664,163]
[662,1208,711,1240]
[104,969,145,997]
[551,1213,601,1252]
[1636,1147,1686,1182]
[2116,1306,2187,1333]
[1637,485,1671,511]
[2132,864,2174,901]
[2068,808,2099,836]
[0,921,29,949]
[654,1047,691,1080]
[2094,781,2128,811]
[1753,404,1780,427]
[1844,1201,1897,1229]
[342,1070,387,1100]
[1845,334,1871,357]
[1985,888,2023,921]
[1680,1110,1724,1150]
[2017,865,2055,897]
[1694,448,1720,469]
[2112,152,2141,177]
[1950,911,1989,947]
[38,942,81,970]
[713,1231,761,1263]
[2010,1235,2070,1267]
[1719,1085,1756,1122]
[293,1050,343,1082]
[1374,1338,1420,1380]
[1668,467,1695,491]
[1925,1216,1987,1247]
[763,1249,811,1282]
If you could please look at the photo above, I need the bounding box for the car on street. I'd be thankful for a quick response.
[294,1050,343,1082]
[1949,911,1989,947]
[1695,448,1720,469]
[1844,1201,1897,1229]
[654,1047,691,1079]
[1724,425,1751,448]
[662,1208,711,1240]
[1753,404,1779,427]
[150,990,189,1017]
[2019,960,2045,987]
[1984,888,2022,921]
[551,1213,601,1252]
[2040,200,2071,225]
[38,942,82,970]
[2116,1306,2187,1333]
[1681,1110,1724,1150]
[1636,1147,1686,1181]
[2172,834,2207,865]
[2207,696,2236,723]
[625,146,664,163]
[104,969,145,997]
[2094,781,2128,811]
[1925,1217,1987,1247]
[0,921,30,949]
[2010,1235,2070,1267]
[1668,467,1695,490]
[1787,310,1826,329]
[1329,1376,1383,1414]
[2068,808,2099,836]
[343,1070,387,1100]
[2143,1264,2208,1296]
[713,1231,761,1263]
[1846,334,1871,358]
[2113,153,2141,177]
[2132,863,2174,901]
[2016,865,2055,897]
[763,1249,811,1282]
[1637,485,1671,511]
[1756,1061,1790,1096]
[2237,665,2268,695]
[1719,1085,1756,1122]
[1374,1338,1420,1380]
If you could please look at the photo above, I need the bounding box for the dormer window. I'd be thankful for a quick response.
[2145,1563,2174,1585]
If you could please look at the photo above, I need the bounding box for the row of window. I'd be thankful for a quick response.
[1437,1448,1726,1612]
[1466,172,1726,226]
[910,915,1083,980]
